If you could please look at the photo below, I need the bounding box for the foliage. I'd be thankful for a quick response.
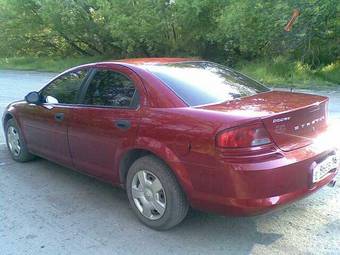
[1,56,338,89]
[0,0,339,77]
[237,58,340,88]
[0,56,106,72]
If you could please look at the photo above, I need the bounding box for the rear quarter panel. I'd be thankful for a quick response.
[135,107,260,197]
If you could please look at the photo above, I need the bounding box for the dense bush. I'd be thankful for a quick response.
[0,0,338,68]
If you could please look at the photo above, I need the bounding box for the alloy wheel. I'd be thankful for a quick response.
[7,126,21,157]
[131,170,167,220]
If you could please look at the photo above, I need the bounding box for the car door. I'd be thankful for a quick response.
[67,64,144,180]
[20,68,89,167]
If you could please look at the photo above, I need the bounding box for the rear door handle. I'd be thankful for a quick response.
[54,112,64,122]
[115,120,131,130]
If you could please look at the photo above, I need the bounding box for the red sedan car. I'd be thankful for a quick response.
[2,58,339,230]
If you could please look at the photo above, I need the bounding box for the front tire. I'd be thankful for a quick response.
[5,119,35,162]
[126,155,189,230]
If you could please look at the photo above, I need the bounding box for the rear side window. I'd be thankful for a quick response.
[83,69,138,108]
[41,69,88,104]
[145,62,269,106]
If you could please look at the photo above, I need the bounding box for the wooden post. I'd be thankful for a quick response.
[284,9,300,32]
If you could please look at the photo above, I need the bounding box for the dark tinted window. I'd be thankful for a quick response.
[84,70,138,108]
[41,69,88,104]
[145,62,269,106]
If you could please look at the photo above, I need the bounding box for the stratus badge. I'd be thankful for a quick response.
[294,116,325,131]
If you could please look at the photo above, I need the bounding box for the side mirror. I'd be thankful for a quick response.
[25,91,42,104]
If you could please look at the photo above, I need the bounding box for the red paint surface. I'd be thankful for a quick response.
[3,58,338,216]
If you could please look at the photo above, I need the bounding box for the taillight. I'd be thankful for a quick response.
[216,123,272,148]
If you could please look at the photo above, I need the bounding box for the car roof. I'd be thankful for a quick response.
[115,57,196,65]
[70,58,200,71]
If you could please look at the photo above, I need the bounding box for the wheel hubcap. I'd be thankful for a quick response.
[7,126,21,157]
[131,170,166,220]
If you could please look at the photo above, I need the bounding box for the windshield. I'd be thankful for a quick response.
[145,61,270,106]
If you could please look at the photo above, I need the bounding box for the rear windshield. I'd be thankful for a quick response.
[145,61,269,106]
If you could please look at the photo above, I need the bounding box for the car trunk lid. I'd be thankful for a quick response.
[198,91,328,152]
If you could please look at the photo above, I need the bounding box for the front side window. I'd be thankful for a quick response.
[144,62,270,106]
[83,69,138,108]
[41,69,88,104]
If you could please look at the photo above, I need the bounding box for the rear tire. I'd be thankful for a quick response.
[5,119,35,162]
[126,155,189,230]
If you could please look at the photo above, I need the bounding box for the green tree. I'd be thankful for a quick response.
[0,0,338,67]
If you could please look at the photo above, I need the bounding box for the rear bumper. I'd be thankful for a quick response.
[183,146,339,216]
[189,171,337,216]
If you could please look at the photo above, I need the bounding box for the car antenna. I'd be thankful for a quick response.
[285,9,299,95]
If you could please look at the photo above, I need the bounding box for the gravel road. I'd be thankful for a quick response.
[0,70,339,255]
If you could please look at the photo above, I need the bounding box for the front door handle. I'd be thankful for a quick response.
[115,120,131,130]
[54,112,64,122]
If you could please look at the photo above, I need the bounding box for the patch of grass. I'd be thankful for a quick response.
[0,56,110,72]
[1,56,339,89]
[236,57,340,89]
[315,62,340,85]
